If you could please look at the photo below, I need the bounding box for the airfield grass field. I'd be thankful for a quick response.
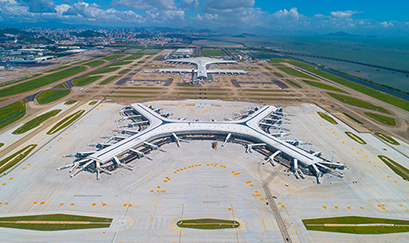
[0,144,36,174]
[84,60,104,68]
[99,76,119,85]
[86,67,121,76]
[302,80,348,93]
[200,49,226,57]
[364,112,396,126]
[345,131,367,144]
[327,92,390,114]
[317,111,338,124]
[0,100,26,130]
[73,75,103,86]
[303,216,409,234]
[37,90,70,104]
[374,133,400,145]
[12,109,61,134]
[278,67,318,80]
[47,110,85,135]
[0,66,85,98]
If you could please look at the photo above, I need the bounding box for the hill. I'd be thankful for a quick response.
[76,30,105,38]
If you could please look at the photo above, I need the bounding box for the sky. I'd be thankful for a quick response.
[1,0,409,35]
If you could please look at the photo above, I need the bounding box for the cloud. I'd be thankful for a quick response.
[380,21,393,28]
[273,7,300,21]
[203,0,254,11]
[330,10,360,18]
[16,0,55,13]
[111,0,176,10]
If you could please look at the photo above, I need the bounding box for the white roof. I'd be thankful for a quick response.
[165,57,241,78]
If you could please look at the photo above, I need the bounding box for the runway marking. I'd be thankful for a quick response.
[102,203,107,206]
[123,204,127,206]
[128,204,132,207]
[2,183,5,186]
[323,206,327,209]
[334,206,338,209]
[40,202,45,205]
[92,203,96,206]
[60,203,64,206]
[33,202,38,204]
[360,207,364,209]
[71,203,75,206]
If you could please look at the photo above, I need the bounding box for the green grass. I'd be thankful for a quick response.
[317,112,338,124]
[122,54,144,61]
[278,67,318,80]
[281,58,409,113]
[86,67,121,75]
[285,79,302,88]
[265,67,272,70]
[303,216,409,234]
[273,72,284,77]
[364,112,396,126]
[0,144,37,174]
[54,83,68,88]
[106,61,132,67]
[99,76,119,85]
[103,53,127,61]
[374,133,400,145]
[45,66,68,73]
[73,75,103,86]
[109,95,156,99]
[64,100,77,105]
[84,60,104,67]
[200,49,226,57]
[327,93,390,114]
[378,155,409,180]
[177,218,239,230]
[88,101,98,105]
[0,66,86,98]
[342,112,364,124]
[345,132,367,144]
[0,143,4,148]
[118,69,131,74]
[0,100,26,130]
[13,109,61,134]
[47,110,85,135]
[0,214,112,231]
[0,74,41,88]
[37,90,70,104]
[242,89,285,92]
[302,80,348,93]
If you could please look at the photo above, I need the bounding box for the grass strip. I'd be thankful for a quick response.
[64,100,77,105]
[0,74,41,88]
[302,80,348,93]
[37,90,70,104]
[364,112,396,126]
[374,133,399,145]
[0,143,4,148]
[265,67,272,70]
[317,112,338,124]
[119,87,163,90]
[378,155,409,181]
[109,95,156,99]
[242,89,284,92]
[286,79,302,88]
[200,49,226,57]
[54,83,67,88]
[45,66,68,73]
[0,100,26,130]
[278,67,318,80]
[0,66,85,98]
[84,60,104,68]
[115,91,160,94]
[13,109,61,134]
[106,61,132,67]
[303,216,409,234]
[327,92,390,114]
[273,72,284,77]
[47,110,85,134]
[0,144,37,174]
[99,76,119,85]
[118,69,131,74]
[283,58,409,113]
[342,112,363,124]
[345,132,367,144]
[86,67,121,75]
[103,53,127,61]
[88,101,98,105]
[177,218,239,230]
[0,214,112,231]
[73,76,103,86]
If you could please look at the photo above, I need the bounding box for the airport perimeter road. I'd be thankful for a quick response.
[262,165,292,243]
